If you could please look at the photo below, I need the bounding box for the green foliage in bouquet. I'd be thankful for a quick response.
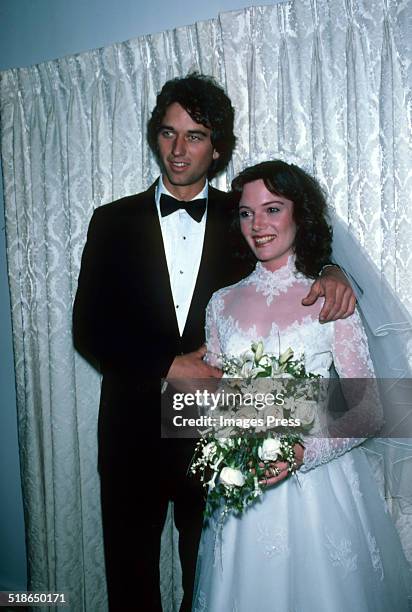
[190,341,323,519]
[191,432,302,518]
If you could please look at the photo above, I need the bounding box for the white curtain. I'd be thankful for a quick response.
[1,1,411,610]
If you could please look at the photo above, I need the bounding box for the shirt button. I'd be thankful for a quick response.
[180,270,183,275]
[176,305,179,309]
[183,236,186,240]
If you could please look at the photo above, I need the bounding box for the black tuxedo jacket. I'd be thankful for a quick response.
[73,181,250,455]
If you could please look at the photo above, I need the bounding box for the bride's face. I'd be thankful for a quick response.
[239,179,296,271]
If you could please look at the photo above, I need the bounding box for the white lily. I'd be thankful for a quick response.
[253,340,264,362]
[279,347,294,365]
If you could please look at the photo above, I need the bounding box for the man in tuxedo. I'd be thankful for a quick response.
[73,73,355,611]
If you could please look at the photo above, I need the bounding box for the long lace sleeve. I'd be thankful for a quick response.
[301,310,383,472]
[204,294,222,368]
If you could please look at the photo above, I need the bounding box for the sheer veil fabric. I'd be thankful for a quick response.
[1,0,411,609]
[331,212,412,566]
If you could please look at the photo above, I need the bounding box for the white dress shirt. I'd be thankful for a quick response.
[156,177,208,335]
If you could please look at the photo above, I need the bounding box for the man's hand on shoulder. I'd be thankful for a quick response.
[302,265,356,322]
[167,345,222,393]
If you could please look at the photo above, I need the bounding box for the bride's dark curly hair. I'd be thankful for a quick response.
[231,160,332,279]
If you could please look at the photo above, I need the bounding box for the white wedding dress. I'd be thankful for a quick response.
[192,256,411,612]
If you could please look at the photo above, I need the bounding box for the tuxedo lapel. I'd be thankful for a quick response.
[131,183,181,343]
[182,186,231,345]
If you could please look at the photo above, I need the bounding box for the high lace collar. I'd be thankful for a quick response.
[246,255,306,305]
[254,254,297,279]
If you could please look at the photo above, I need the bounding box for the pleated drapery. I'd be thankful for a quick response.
[1,1,411,610]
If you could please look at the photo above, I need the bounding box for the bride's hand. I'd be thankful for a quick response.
[259,443,305,487]
[258,461,290,487]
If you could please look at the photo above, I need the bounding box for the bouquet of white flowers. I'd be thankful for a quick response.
[190,342,320,518]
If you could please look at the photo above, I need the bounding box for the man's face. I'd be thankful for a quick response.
[157,102,220,200]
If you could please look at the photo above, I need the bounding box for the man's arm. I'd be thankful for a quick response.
[302,265,356,322]
[165,346,222,394]
[73,210,105,370]
[73,208,177,379]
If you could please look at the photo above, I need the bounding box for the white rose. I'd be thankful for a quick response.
[219,466,245,487]
[294,400,316,429]
[258,437,282,462]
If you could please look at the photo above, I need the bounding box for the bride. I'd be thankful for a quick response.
[192,161,411,611]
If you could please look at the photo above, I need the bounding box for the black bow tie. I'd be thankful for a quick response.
[160,193,207,223]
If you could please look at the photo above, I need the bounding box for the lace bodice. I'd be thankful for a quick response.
[205,256,380,471]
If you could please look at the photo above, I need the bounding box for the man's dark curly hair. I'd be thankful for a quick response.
[147,73,236,179]
[231,160,332,279]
